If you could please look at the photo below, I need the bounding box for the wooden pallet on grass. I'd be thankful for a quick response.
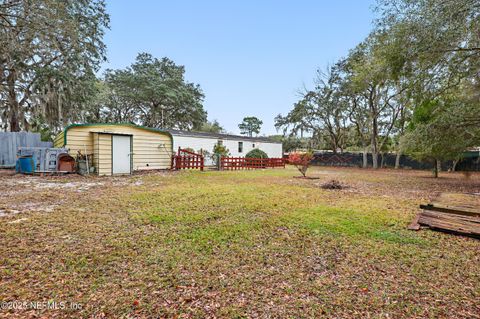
[408,193,480,237]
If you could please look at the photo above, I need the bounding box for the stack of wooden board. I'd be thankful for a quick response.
[409,193,480,237]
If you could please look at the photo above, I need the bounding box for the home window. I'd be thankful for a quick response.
[238,142,243,153]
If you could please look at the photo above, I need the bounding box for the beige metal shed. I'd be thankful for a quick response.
[54,123,173,175]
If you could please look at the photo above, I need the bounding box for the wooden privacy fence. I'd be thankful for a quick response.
[220,157,285,170]
[172,148,204,171]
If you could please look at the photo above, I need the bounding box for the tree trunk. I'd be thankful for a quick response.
[301,165,307,177]
[362,149,368,168]
[7,69,21,132]
[370,90,379,169]
[9,111,21,132]
[395,152,401,169]
[371,129,378,169]
[372,151,378,169]
[433,159,439,178]
[451,159,458,172]
[395,107,406,170]
[159,105,166,129]
[380,153,385,168]
[332,141,338,154]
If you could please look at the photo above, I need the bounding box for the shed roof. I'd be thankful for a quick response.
[61,123,173,146]
[166,129,281,144]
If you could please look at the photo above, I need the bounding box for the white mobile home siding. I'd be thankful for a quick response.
[172,135,219,165]
[223,139,282,158]
[170,132,283,166]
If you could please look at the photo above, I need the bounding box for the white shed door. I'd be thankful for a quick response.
[112,135,131,174]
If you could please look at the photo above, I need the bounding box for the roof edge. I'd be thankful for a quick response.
[62,123,173,146]
[166,129,282,144]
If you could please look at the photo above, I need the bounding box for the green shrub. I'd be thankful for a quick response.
[245,149,268,158]
[212,143,230,165]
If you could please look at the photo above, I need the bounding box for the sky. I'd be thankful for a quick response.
[102,0,377,136]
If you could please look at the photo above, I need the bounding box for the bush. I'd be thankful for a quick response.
[288,151,313,177]
[245,149,268,158]
[212,143,230,166]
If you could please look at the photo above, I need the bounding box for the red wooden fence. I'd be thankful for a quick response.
[172,148,204,171]
[220,157,285,170]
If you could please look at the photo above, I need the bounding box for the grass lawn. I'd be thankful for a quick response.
[0,166,479,318]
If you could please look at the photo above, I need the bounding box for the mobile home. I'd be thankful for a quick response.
[167,130,283,165]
